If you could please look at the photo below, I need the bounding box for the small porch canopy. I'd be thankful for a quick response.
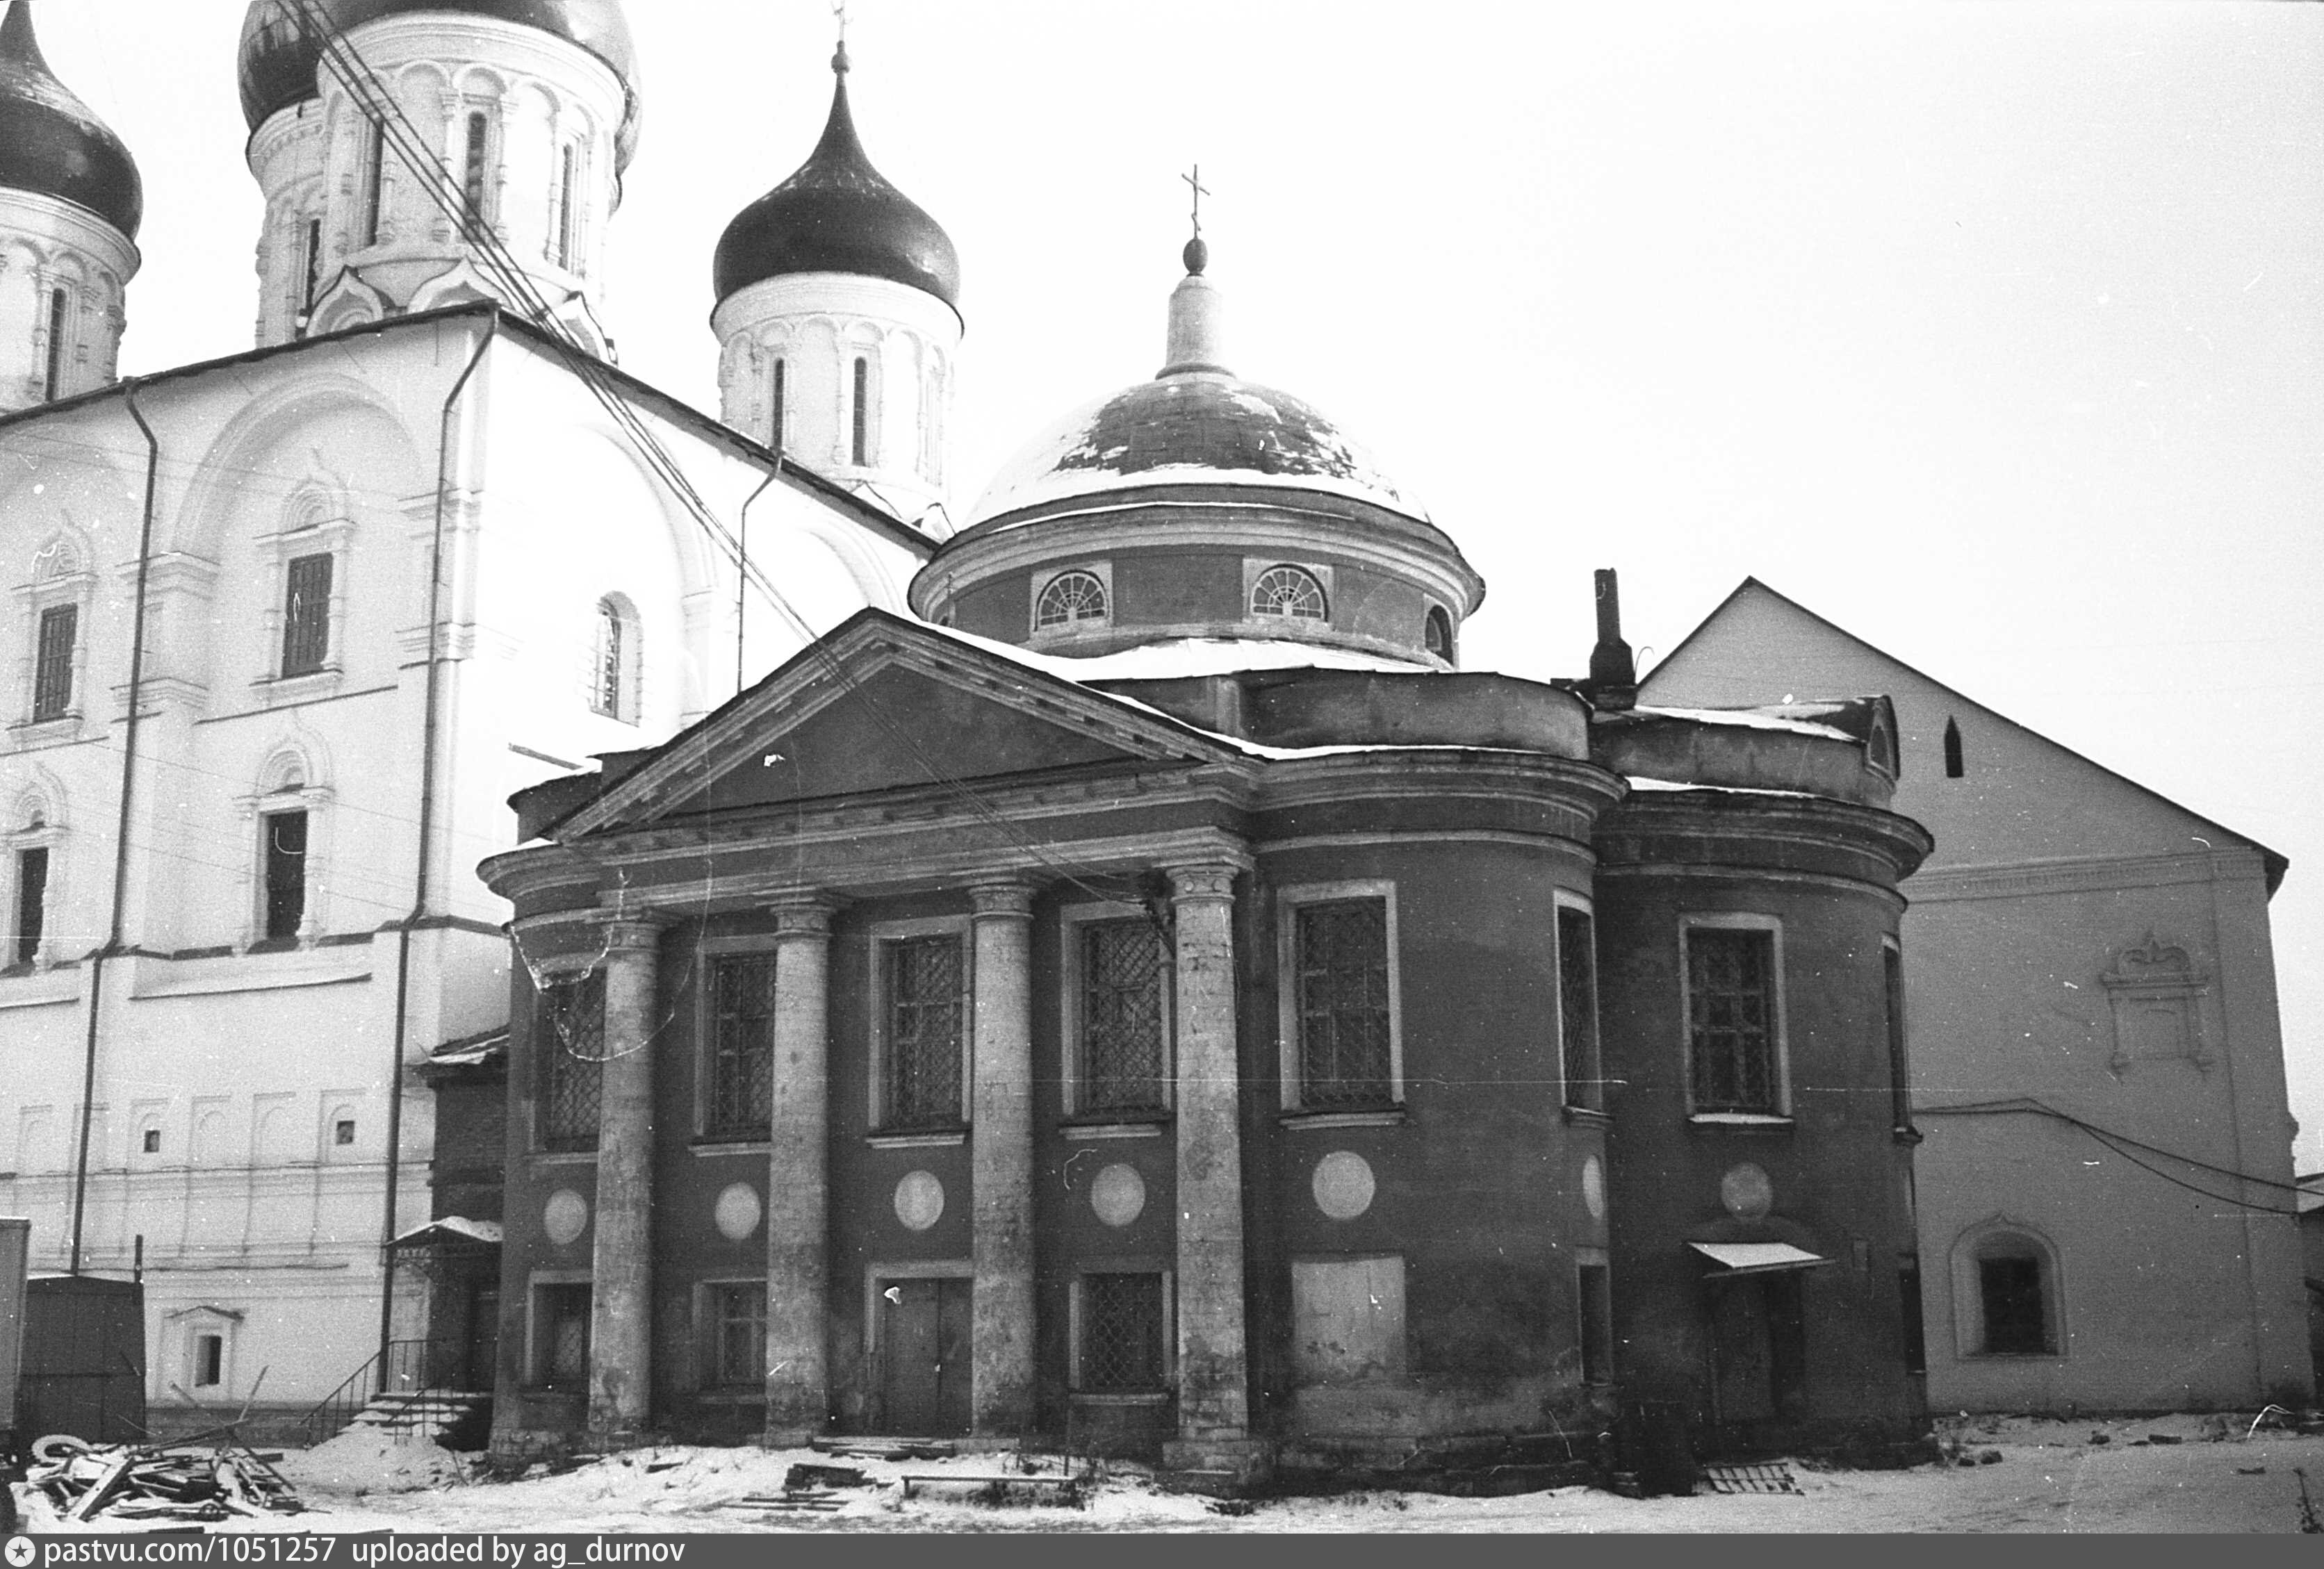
[1688,1241,1832,1277]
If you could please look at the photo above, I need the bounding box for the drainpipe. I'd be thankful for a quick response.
[376,313,499,1375]
[737,461,780,693]
[69,380,162,1275]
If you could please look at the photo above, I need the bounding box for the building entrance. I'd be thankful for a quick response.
[1707,1272,1808,1427]
[877,1277,972,1436]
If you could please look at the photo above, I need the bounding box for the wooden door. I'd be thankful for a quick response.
[466,1281,500,1393]
[1708,1278,1775,1422]
[880,1278,972,1436]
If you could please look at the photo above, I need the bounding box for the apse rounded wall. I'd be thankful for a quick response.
[912,486,1482,667]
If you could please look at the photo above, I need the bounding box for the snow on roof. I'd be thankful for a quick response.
[391,1217,504,1248]
[426,1029,508,1067]
[1632,704,1855,741]
[1049,638,1430,681]
[1625,776,1822,799]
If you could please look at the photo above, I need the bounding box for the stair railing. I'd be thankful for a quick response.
[292,1348,382,1449]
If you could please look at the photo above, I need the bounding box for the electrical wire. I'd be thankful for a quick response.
[1922,1095,2308,1206]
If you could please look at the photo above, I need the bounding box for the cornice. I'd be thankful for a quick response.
[1252,750,1626,816]
[1905,847,2272,904]
[1600,790,1933,878]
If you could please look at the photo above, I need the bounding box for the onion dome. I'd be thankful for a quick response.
[0,1,142,238]
[238,1,641,171]
[969,241,1418,527]
[712,43,959,312]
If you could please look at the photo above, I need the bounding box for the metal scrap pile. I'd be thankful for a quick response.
[22,1434,304,1525]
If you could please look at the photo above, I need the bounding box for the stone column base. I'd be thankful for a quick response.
[1162,1436,1274,1492]
[762,1425,826,1450]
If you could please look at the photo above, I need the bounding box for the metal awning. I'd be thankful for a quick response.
[1689,1241,1832,1277]
[388,1217,503,1249]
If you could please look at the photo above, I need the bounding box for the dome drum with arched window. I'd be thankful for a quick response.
[913,243,1479,665]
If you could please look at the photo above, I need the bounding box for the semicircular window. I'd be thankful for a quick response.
[1035,569,1108,630]
[1250,565,1327,621]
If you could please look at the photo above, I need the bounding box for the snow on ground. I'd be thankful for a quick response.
[16,1413,2318,1534]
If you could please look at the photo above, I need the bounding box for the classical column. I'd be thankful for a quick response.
[968,880,1037,1436]
[588,917,663,1440]
[1165,862,1254,1463]
[763,898,835,1444]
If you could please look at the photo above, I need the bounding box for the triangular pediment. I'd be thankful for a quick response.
[550,611,1236,838]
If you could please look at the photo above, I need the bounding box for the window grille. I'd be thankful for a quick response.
[851,357,869,466]
[263,810,307,942]
[537,1283,591,1388]
[555,142,579,270]
[361,125,386,247]
[281,552,334,675]
[1687,928,1777,1113]
[1036,570,1108,630]
[42,287,65,400]
[593,598,626,718]
[14,846,47,966]
[709,954,776,1138]
[1558,905,1602,1110]
[1080,1272,1164,1392]
[886,935,963,1128]
[1979,1255,2047,1354]
[1250,565,1327,621]
[770,359,786,450]
[707,1283,766,1388]
[32,602,75,720]
[1081,919,1165,1112]
[1295,898,1393,1106]
[461,111,489,221]
[540,971,604,1151]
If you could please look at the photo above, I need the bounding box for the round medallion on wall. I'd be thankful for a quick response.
[543,1188,589,1247]
[714,1182,763,1241]
[1582,1155,1606,1222]
[1311,1151,1376,1221]
[1721,1163,1775,1222]
[1090,1163,1146,1229]
[894,1170,945,1232]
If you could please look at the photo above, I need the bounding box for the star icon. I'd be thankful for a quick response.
[5,1534,36,1568]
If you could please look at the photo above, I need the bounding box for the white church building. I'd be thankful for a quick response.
[0,0,946,1422]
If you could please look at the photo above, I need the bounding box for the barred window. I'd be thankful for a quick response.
[709,954,776,1139]
[461,111,491,221]
[262,809,307,942]
[591,596,638,723]
[1081,919,1166,1113]
[14,846,47,967]
[1036,570,1108,631]
[1557,905,1602,1110]
[1295,898,1393,1108]
[281,552,333,676]
[33,602,75,721]
[886,935,963,1128]
[1687,926,1778,1114]
[706,1282,766,1389]
[1250,565,1327,621]
[43,287,66,401]
[540,971,605,1151]
[1079,1272,1165,1392]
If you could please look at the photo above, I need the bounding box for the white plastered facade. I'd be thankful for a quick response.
[0,311,924,1408]
[0,186,137,413]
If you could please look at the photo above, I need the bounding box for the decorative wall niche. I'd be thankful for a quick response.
[2100,931,2211,1076]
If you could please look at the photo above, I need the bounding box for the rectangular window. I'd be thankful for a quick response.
[262,809,307,942]
[1077,1272,1165,1393]
[534,1281,591,1389]
[1883,942,1910,1130]
[1578,1262,1613,1386]
[281,552,334,676]
[43,287,65,400]
[32,602,75,721]
[14,847,47,967]
[1685,925,1780,1114]
[194,1333,223,1388]
[1293,898,1394,1108]
[361,124,387,247]
[1080,918,1168,1115]
[461,111,489,222]
[851,356,869,466]
[708,953,776,1139]
[539,971,605,1151]
[302,217,322,311]
[1557,903,1601,1110]
[1979,1256,2047,1354]
[555,142,579,270]
[770,359,786,450]
[885,934,964,1128]
[705,1282,766,1390]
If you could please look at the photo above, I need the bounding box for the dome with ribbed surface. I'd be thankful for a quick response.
[238,0,641,170]
[712,47,958,311]
[0,2,142,238]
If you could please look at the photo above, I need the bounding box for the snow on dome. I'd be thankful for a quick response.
[969,370,1427,528]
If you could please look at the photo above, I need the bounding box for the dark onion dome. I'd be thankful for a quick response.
[969,372,1423,527]
[712,46,959,312]
[0,1,142,239]
[238,0,641,171]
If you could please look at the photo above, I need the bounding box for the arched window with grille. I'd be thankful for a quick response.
[592,594,641,724]
[1035,569,1108,632]
[1250,564,1327,621]
[1955,1223,2063,1358]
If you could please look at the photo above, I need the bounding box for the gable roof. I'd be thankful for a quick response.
[531,607,1248,841]
[1648,577,2286,894]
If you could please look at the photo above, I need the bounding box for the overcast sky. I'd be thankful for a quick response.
[33,0,2324,1163]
